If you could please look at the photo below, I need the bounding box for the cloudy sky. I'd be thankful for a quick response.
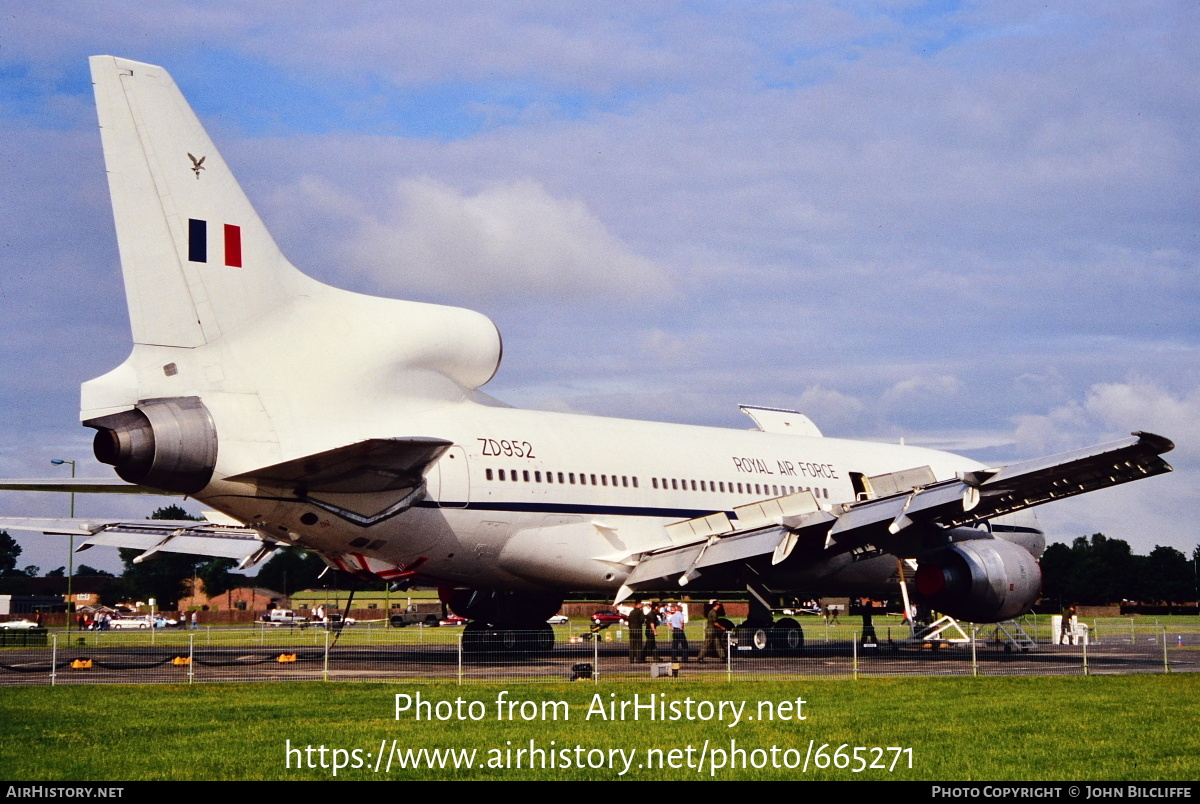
[1,2,1196,574]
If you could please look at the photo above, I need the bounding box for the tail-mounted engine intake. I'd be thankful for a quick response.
[85,396,218,494]
[914,538,1041,623]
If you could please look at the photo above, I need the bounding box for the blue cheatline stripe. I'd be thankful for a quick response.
[188,218,207,262]
[413,499,730,520]
[241,494,734,522]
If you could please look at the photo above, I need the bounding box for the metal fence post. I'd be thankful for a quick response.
[726,632,732,684]
[852,632,858,680]
[1163,627,1170,674]
[50,633,57,686]
[188,632,195,684]
[971,626,978,677]
[594,633,599,685]
[323,629,330,682]
[457,632,463,686]
[1082,635,1088,676]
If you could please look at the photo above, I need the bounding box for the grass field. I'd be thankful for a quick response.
[1,675,1196,781]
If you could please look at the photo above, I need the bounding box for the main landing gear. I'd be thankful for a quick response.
[729,587,805,655]
[442,588,562,654]
[731,617,804,655]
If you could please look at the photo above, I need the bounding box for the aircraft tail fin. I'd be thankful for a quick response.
[90,55,310,347]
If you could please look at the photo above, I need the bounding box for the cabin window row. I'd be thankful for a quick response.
[484,468,639,488]
[650,477,829,499]
[480,467,828,500]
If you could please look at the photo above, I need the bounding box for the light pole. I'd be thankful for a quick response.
[51,459,75,634]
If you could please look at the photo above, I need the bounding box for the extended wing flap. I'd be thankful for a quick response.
[82,522,275,565]
[625,525,793,588]
[0,516,275,564]
[0,517,107,536]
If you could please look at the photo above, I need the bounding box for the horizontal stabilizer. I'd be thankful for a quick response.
[228,437,453,526]
[227,437,452,493]
[0,478,178,495]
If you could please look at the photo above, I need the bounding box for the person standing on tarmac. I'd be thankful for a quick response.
[628,601,646,662]
[644,602,661,662]
[668,603,690,663]
[698,600,727,662]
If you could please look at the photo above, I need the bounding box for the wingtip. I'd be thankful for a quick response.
[1132,431,1174,454]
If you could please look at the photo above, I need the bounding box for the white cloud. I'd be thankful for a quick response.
[637,329,712,366]
[334,178,669,302]
[882,375,962,405]
[1084,382,1200,444]
[2,1,1197,560]
[1013,382,1199,465]
[1012,403,1091,455]
[793,386,867,430]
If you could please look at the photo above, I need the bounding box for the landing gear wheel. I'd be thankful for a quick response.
[463,622,554,654]
[462,621,492,653]
[736,622,772,653]
[774,618,804,654]
[497,629,520,653]
[532,623,555,652]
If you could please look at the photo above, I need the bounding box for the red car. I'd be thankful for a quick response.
[590,610,626,627]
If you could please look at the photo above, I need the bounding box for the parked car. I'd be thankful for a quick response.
[590,610,625,627]
[262,609,309,625]
[546,614,569,625]
[109,616,153,630]
[391,608,441,628]
[0,618,39,630]
[438,614,468,627]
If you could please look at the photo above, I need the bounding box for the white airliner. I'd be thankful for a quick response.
[0,57,1174,649]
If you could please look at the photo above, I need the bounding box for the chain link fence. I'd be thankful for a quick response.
[1,619,1195,686]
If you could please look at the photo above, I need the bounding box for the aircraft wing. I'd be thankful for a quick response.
[621,431,1174,594]
[0,517,278,568]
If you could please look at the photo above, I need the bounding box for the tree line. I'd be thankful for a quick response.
[1040,533,1198,606]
